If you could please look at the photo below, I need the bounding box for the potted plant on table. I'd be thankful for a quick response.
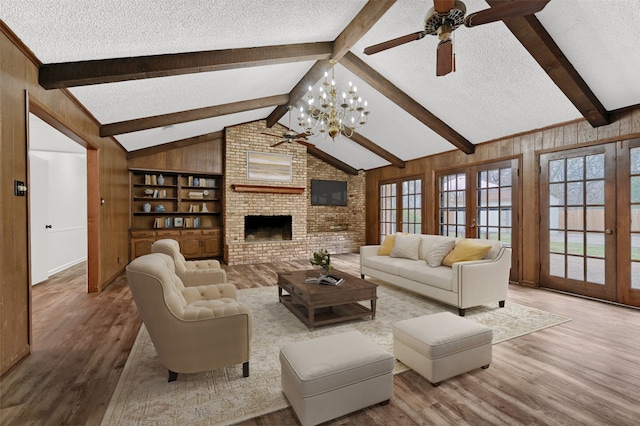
[310,249,331,276]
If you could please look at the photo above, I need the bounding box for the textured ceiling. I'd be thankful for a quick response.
[3,1,640,170]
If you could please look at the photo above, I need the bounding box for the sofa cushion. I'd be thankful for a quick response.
[418,235,456,260]
[442,239,492,267]
[390,233,422,260]
[378,234,396,256]
[361,255,406,275]
[398,263,453,291]
[425,239,455,267]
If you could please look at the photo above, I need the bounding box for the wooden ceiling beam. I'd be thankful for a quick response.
[39,42,333,89]
[488,1,609,127]
[306,145,359,175]
[266,0,396,127]
[101,94,289,136]
[340,52,475,154]
[126,131,223,159]
[346,131,405,168]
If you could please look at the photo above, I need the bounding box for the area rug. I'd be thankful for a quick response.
[101,284,570,426]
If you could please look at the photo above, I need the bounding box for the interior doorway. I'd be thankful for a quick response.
[28,114,87,285]
[28,97,100,293]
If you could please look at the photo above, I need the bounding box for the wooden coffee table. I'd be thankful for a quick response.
[277,269,378,330]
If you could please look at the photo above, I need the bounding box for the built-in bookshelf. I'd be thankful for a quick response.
[129,168,223,259]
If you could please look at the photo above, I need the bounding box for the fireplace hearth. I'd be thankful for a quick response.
[244,215,292,242]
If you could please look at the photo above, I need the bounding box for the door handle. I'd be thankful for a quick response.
[45,224,52,229]
[605,228,613,234]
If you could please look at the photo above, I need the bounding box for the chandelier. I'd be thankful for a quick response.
[297,59,370,140]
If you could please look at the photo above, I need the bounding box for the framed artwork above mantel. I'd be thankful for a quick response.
[246,151,292,182]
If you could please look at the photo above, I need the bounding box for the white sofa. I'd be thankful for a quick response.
[360,234,511,316]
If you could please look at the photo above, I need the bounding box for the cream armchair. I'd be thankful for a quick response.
[126,253,252,382]
[151,238,227,286]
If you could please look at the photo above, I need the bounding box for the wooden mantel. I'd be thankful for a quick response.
[231,184,305,194]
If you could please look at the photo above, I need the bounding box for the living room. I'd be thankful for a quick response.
[2,1,640,424]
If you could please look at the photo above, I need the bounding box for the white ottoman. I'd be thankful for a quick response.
[279,330,394,426]
[393,312,493,386]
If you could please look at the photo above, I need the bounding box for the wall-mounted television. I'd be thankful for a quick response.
[311,179,347,206]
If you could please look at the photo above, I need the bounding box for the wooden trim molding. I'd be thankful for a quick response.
[231,184,305,194]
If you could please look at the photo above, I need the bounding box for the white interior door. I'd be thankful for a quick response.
[29,153,49,285]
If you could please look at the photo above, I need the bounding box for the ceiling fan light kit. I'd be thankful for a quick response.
[298,59,370,140]
[364,0,550,76]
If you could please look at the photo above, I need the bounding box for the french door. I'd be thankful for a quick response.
[540,141,640,307]
[436,159,520,281]
[379,177,423,242]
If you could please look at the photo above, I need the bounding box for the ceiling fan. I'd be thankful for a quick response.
[261,105,314,148]
[363,0,550,76]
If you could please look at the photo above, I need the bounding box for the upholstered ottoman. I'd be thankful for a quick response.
[279,330,394,426]
[393,312,493,386]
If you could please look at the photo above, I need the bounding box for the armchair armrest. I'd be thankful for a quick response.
[180,269,228,287]
[452,247,512,309]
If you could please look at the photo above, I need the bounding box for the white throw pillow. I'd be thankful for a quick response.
[425,239,455,267]
[390,233,422,260]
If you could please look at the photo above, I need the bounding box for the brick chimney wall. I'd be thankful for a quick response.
[224,120,365,265]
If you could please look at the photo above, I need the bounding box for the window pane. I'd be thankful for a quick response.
[567,232,584,255]
[631,148,640,174]
[550,253,565,277]
[566,207,583,230]
[567,256,584,280]
[550,183,565,205]
[586,232,604,258]
[632,262,640,289]
[567,182,584,205]
[631,176,640,203]
[586,206,604,231]
[632,234,640,261]
[550,231,565,253]
[500,168,512,186]
[586,258,605,285]
[585,181,604,205]
[632,206,640,232]
[500,187,512,206]
[585,154,604,179]
[549,207,565,229]
[549,159,565,183]
[567,157,584,181]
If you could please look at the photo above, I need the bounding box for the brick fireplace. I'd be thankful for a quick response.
[223,120,366,265]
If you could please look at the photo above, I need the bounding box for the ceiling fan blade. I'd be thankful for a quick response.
[270,140,286,147]
[464,0,550,28]
[294,132,309,139]
[436,39,454,76]
[297,140,315,148]
[364,31,427,55]
[434,0,456,14]
[261,131,281,138]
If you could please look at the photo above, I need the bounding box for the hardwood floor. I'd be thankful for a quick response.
[1,254,640,425]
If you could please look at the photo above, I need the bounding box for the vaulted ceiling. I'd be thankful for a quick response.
[3,0,640,172]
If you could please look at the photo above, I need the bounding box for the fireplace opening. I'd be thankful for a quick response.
[244,215,292,242]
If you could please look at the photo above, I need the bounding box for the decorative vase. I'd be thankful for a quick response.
[321,265,331,276]
[157,174,165,185]
[193,177,200,187]
[143,203,151,212]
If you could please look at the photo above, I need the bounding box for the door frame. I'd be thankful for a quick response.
[27,94,100,293]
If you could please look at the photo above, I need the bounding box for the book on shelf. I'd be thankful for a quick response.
[144,174,151,184]
[153,217,163,228]
[188,204,200,212]
[165,217,173,228]
[151,175,157,185]
[188,176,193,186]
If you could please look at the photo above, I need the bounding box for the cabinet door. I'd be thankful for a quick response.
[202,230,222,257]
[131,238,154,260]
[181,236,202,258]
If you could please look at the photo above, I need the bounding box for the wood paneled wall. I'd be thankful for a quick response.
[127,137,224,173]
[365,109,640,287]
[1,23,130,376]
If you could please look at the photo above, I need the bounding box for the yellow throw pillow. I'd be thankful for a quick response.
[442,239,492,267]
[378,234,396,255]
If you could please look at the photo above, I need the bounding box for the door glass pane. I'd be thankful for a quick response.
[567,157,584,181]
[566,207,583,230]
[567,232,584,255]
[549,207,565,229]
[549,159,565,182]
[631,176,640,203]
[567,256,584,280]
[632,148,640,174]
[587,258,605,284]
[379,183,396,242]
[632,263,640,289]
[586,232,604,258]
[586,206,604,231]
[586,155,604,179]
[567,182,584,205]
[550,183,565,205]
[550,253,565,277]
[439,173,465,237]
[586,181,604,204]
